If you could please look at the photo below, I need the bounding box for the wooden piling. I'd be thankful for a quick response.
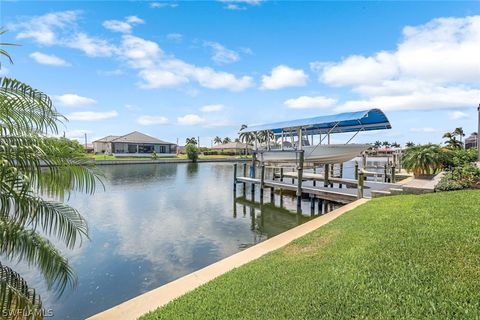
[233,163,237,193]
[324,164,330,187]
[260,164,265,201]
[296,151,304,208]
[354,161,359,180]
[357,170,365,199]
[391,165,396,183]
[383,163,388,183]
[280,167,284,182]
[313,167,317,186]
[242,162,247,191]
[339,163,344,188]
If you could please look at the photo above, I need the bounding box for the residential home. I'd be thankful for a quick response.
[93,131,177,156]
[465,133,478,150]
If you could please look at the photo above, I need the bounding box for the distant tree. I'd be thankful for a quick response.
[185,137,197,145]
[453,127,465,143]
[382,141,390,148]
[234,138,240,143]
[213,136,222,145]
[443,131,463,149]
[391,142,400,148]
[223,137,232,144]
[258,130,274,144]
[185,143,199,162]
[405,141,415,148]
[373,141,382,149]
[239,124,254,155]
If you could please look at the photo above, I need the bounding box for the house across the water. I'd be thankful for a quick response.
[93,131,177,156]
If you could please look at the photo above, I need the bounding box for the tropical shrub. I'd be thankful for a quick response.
[185,143,199,162]
[402,144,450,176]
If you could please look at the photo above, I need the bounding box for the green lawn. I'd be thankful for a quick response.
[141,190,480,319]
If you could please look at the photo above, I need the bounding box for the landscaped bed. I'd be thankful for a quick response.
[142,190,480,319]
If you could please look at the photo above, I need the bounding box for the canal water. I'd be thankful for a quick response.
[13,162,350,320]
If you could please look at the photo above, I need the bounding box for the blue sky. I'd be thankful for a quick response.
[2,0,480,146]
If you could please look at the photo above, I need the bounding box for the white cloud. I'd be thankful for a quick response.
[103,20,132,33]
[410,127,438,133]
[336,85,480,112]
[67,111,118,121]
[54,94,96,107]
[136,115,169,125]
[166,33,183,42]
[67,33,117,57]
[204,41,240,64]
[449,111,469,120]
[103,16,144,33]
[120,35,253,91]
[13,11,79,45]
[150,2,178,8]
[200,104,224,112]
[284,96,337,109]
[315,15,480,112]
[219,0,263,10]
[29,52,70,66]
[261,65,308,90]
[177,114,206,125]
[63,129,92,139]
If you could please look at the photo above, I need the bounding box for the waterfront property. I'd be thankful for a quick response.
[93,131,177,156]
[211,141,252,154]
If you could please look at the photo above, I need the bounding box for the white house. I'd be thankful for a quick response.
[93,131,177,156]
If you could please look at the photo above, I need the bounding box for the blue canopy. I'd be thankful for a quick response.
[240,109,391,135]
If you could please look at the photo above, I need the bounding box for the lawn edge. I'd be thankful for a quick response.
[87,198,369,320]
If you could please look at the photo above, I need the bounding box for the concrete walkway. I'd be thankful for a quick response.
[400,172,444,194]
[87,198,369,320]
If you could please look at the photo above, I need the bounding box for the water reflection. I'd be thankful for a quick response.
[10,162,343,320]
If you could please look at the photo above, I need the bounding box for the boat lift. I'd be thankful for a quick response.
[236,109,393,208]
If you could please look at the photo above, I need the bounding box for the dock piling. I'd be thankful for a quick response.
[391,165,396,182]
[354,161,359,180]
[357,170,365,199]
[296,151,304,208]
[324,164,330,187]
[233,163,237,193]
[260,164,265,201]
[280,167,284,182]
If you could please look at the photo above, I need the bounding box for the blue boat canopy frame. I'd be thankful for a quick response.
[240,109,391,136]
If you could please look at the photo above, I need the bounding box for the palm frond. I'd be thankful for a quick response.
[0,219,77,295]
[0,262,43,320]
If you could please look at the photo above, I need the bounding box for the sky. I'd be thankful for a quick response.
[1,0,480,147]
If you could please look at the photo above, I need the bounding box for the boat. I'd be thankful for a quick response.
[258,144,370,164]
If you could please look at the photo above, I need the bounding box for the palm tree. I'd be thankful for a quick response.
[402,144,449,176]
[185,137,197,145]
[443,131,463,149]
[391,142,400,148]
[382,141,390,148]
[239,124,254,155]
[213,136,222,145]
[0,76,100,316]
[453,127,465,143]
[405,141,415,148]
[373,141,382,149]
[223,137,232,144]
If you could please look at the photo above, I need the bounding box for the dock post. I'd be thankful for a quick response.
[391,165,396,182]
[383,163,388,183]
[324,164,330,187]
[296,151,304,208]
[310,195,315,213]
[339,163,344,188]
[280,167,284,182]
[291,167,295,184]
[313,167,317,186]
[250,153,256,198]
[260,164,265,202]
[354,161,359,180]
[357,170,365,199]
[362,153,367,169]
[242,162,247,192]
[233,163,237,193]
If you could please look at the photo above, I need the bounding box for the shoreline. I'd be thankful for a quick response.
[91,158,250,165]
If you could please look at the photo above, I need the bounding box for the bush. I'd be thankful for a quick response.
[185,143,199,162]
[435,174,464,191]
[151,151,158,160]
[402,144,450,176]
[437,163,480,191]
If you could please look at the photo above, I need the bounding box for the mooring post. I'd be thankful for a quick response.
[280,167,284,182]
[357,170,365,199]
[292,167,295,184]
[310,195,315,212]
[233,163,237,193]
[362,153,367,169]
[391,165,396,183]
[242,162,247,192]
[354,161,359,180]
[270,187,274,203]
[383,163,388,183]
[296,150,304,208]
[250,152,257,178]
[324,164,330,187]
[313,167,317,187]
[260,164,265,202]
[339,163,344,188]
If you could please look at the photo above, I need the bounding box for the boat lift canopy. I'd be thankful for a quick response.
[240,109,391,135]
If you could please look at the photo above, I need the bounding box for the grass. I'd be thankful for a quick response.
[141,190,480,319]
[88,154,251,160]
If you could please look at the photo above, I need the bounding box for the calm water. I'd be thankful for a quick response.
[14,162,347,320]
